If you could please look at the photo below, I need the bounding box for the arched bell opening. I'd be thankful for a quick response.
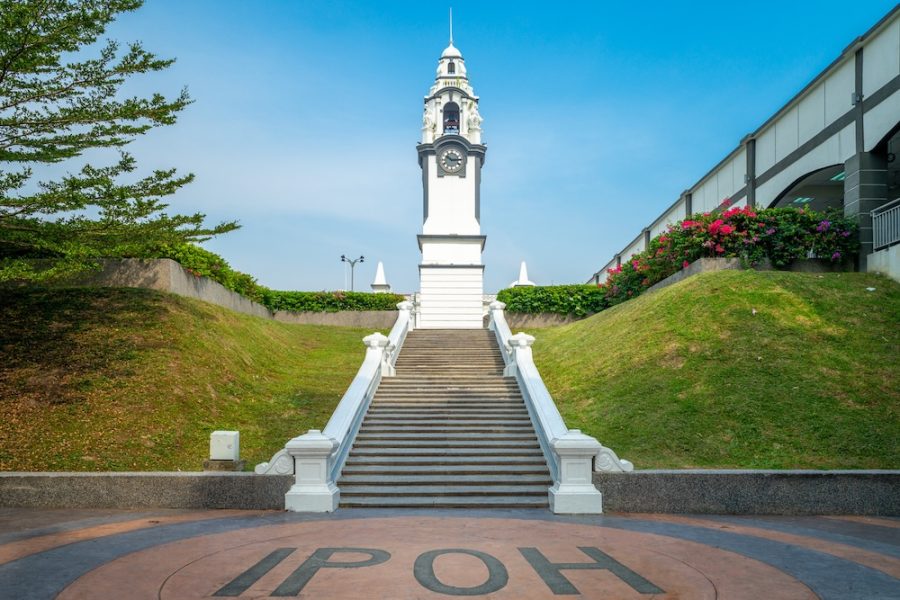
[447,61,456,75]
[442,102,460,134]
[769,164,846,212]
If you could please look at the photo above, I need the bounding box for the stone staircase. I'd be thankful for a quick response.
[339,329,551,508]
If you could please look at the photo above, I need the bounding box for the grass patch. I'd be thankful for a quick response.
[0,287,378,471]
[528,270,900,469]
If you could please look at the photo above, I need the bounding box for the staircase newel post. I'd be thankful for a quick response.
[398,300,414,332]
[549,429,604,514]
[364,332,393,377]
[284,430,340,512]
[487,300,505,332]
[506,330,534,377]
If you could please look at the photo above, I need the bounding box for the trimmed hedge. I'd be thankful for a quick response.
[497,285,608,317]
[260,290,406,313]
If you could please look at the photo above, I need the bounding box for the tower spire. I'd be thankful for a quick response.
[449,7,453,44]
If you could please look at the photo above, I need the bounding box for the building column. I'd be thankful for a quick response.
[844,151,889,268]
[745,137,757,208]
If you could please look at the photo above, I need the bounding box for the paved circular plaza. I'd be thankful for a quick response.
[0,508,897,599]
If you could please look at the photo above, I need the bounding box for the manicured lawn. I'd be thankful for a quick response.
[0,288,378,471]
[528,270,900,469]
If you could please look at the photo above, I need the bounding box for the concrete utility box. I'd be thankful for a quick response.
[210,431,240,461]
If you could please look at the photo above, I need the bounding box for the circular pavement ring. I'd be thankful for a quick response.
[57,516,816,599]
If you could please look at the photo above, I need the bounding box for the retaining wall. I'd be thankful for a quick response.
[69,259,396,328]
[275,310,397,328]
[2,470,897,514]
[594,470,900,515]
[504,313,583,329]
[867,244,900,282]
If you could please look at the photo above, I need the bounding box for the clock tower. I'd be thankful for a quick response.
[416,30,486,329]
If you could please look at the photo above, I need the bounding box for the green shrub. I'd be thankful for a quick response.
[500,205,858,316]
[496,285,608,316]
[260,290,406,313]
[600,204,857,306]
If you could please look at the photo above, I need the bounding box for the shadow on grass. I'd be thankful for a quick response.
[0,287,171,405]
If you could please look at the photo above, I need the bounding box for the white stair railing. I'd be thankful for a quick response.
[488,301,632,514]
[255,301,414,512]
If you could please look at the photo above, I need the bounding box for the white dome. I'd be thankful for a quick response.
[441,42,462,59]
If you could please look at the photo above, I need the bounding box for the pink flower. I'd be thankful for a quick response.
[708,219,724,235]
[720,224,734,235]
[721,198,733,208]
[715,244,725,254]
[831,251,841,260]
[682,260,690,269]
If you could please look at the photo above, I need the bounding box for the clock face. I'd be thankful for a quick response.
[439,147,465,174]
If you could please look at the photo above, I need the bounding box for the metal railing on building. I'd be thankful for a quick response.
[872,198,900,251]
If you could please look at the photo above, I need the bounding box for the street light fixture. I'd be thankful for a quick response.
[341,254,364,291]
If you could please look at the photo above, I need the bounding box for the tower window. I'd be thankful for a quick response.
[443,102,460,134]
[447,62,456,74]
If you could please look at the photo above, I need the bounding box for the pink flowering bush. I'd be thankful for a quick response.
[598,205,857,307]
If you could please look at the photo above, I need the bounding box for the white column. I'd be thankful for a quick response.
[284,430,340,512]
[549,429,604,514]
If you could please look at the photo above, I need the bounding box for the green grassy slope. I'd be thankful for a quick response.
[529,271,900,469]
[0,288,376,471]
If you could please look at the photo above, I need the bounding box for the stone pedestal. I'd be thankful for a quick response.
[549,430,604,514]
[284,430,340,512]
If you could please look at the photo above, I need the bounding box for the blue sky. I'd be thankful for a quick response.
[100,1,897,292]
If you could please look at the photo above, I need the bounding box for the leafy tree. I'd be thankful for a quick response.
[0,0,237,281]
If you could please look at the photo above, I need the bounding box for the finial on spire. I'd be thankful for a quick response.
[449,7,453,44]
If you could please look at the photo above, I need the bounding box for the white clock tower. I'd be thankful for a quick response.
[416,27,486,329]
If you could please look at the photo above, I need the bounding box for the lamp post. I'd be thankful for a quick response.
[341,254,364,291]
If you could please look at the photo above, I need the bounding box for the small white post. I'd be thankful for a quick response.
[284,430,340,512]
[364,332,394,377]
[488,300,505,332]
[505,331,534,376]
[550,429,604,514]
[397,300,414,332]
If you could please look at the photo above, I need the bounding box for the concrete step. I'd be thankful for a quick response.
[339,496,549,508]
[371,402,524,408]
[339,474,551,484]
[359,426,536,434]
[343,455,546,465]
[350,448,543,457]
[376,385,520,391]
[372,398,523,404]
[382,376,515,381]
[355,433,537,441]
[364,416,529,424]
[375,390,522,396]
[367,405,527,413]
[341,464,549,474]
[353,440,540,449]
[340,485,548,496]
